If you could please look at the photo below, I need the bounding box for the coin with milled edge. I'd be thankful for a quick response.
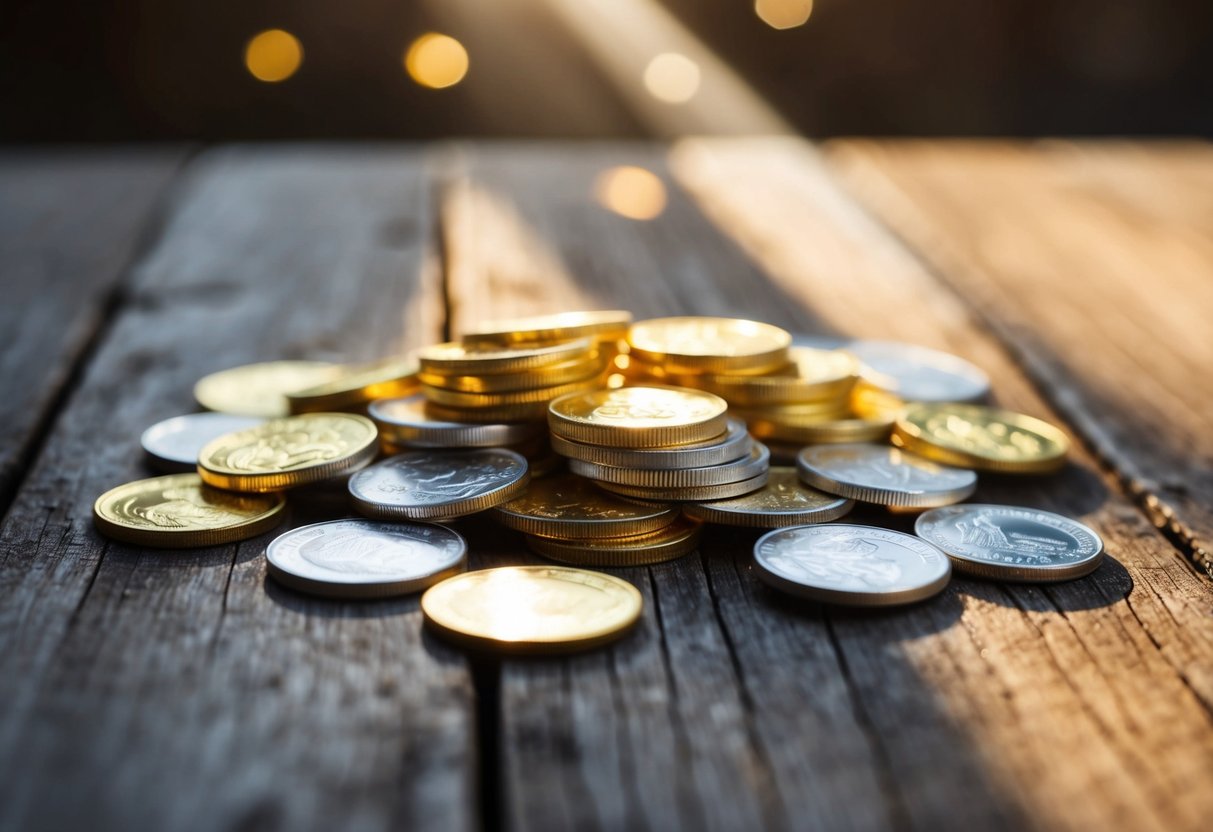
[350,448,529,520]
[419,355,606,393]
[461,310,633,346]
[754,524,951,606]
[915,504,1104,582]
[549,386,728,448]
[628,316,792,374]
[551,418,750,470]
[846,341,990,403]
[421,566,643,654]
[265,519,467,598]
[195,361,342,418]
[423,375,603,407]
[893,403,1069,474]
[370,395,542,447]
[525,517,702,567]
[493,474,678,538]
[570,443,769,488]
[684,467,854,528]
[286,358,419,413]
[599,469,769,502]
[141,413,263,471]
[93,473,285,548]
[797,443,976,507]
[198,413,378,492]
[419,338,593,374]
[425,399,552,424]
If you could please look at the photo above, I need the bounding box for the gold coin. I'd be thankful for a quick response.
[569,443,768,488]
[550,417,751,470]
[893,403,1069,473]
[419,354,606,393]
[418,338,593,374]
[683,467,854,528]
[195,361,341,418]
[627,316,791,374]
[493,473,679,539]
[425,399,552,424]
[198,413,378,492]
[703,347,858,405]
[598,469,769,502]
[93,473,285,548]
[421,566,643,654]
[423,375,603,408]
[548,386,728,448]
[729,400,853,425]
[525,517,703,567]
[461,310,633,347]
[286,358,419,413]
[851,382,905,421]
[745,413,893,444]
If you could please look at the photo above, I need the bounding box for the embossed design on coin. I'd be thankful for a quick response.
[915,504,1104,582]
[194,361,342,418]
[684,467,853,528]
[894,403,1069,473]
[797,443,976,508]
[844,340,990,403]
[349,449,529,520]
[754,524,951,606]
[141,413,263,471]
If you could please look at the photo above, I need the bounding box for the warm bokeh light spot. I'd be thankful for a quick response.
[405,33,469,89]
[244,29,303,83]
[643,53,701,104]
[594,166,668,221]
[755,0,814,30]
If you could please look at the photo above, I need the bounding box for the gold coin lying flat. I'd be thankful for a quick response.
[421,566,643,654]
[548,386,728,448]
[418,338,593,375]
[419,354,606,393]
[286,358,419,413]
[683,467,854,528]
[704,347,858,405]
[198,412,378,492]
[893,402,1069,474]
[94,473,285,548]
[195,361,342,418]
[423,375,603,408]
[492,473,679,539]
[461,310,633,347]
[525,517,703,567]
[628,316,791,375]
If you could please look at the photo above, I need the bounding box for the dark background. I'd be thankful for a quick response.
[3,0,1211,142]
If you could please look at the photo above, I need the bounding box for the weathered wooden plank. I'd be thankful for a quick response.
[0,146,473,832]
[824,139,1213,575]
[444,141,1213,831]
[0,148,186,512]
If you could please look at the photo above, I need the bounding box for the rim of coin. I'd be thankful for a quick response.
[598,469,770,502]
[370,394,542,447]
[683,467,855,528]
[460,310,633,346]
[796,443,977,508]
[893,402,1070,474]
[349,448,530,520]
[265,519,468,599]
[754,524,952,606]
[420,565,643,654]
[550,418,752,470]
[628,316,792,374]
[525,517,703,567]
[418,338,594,374]
[569,442,770,488]
[93,473,286,548]
[425,399,553,424]
[423,375,603,408]
[194,360,343,418]
[845,340,990,403]
[198,413,379,492]
[703,347,859,405]
[286,358,419,413]
[915,504,1105,582]
[745,414,893,444]
[492,474,679,539]
[140,412,264,472]
[419,354,606,393]
[548,385,729,448]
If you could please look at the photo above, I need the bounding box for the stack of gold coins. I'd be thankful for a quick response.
[460,310,631,352]
[548,386,771,502]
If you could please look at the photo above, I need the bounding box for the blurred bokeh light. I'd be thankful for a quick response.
[644,53,701,104]
[405,33,469,90]
[594,167,668,220]
[244,29,303,83]
[754,0,814,30]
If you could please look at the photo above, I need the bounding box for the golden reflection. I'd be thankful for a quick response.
[405,33,469,89]
[594,166,668,220]
[755,0,814,30]
[244,29,303,83]
[643,52,701,104]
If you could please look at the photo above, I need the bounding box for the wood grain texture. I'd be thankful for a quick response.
[0,148,187,511]
[824,139,1213,575]
[444,141,1213,831]
[0,146,473,832]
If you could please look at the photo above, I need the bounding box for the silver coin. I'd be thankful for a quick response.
[551,418,752,470]
[845,340,990,403]
[140,412,264,471]
[368,394,542,448]
[349,448,530,520]
[266,519,467,599]
[754,524,951,606]
[568,443,769,488]
[915,504,1105,582]
[797,443,976,508]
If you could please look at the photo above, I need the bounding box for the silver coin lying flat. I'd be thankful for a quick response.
[266,519,467,599]
[754,524,951,606]
[349,448,530,520]
[797,443,976,508]
[915,504,1105,582]
[846,340,990,403]
[141,413,264,471]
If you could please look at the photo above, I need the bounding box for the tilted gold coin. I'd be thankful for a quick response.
[93,473,285,548]
[461,310,633,347]
[493,474,678,539]
[286,358,419,413]
[195,361,342,418]
[548,386,728,448]
[627,316,792,375]
[421,566,643,654]
[683,467,855,528]
[197,412,378,492]
[893,403,1069,473]
[525,517,703,567]
[419,354,606,393]
[418,338,593,375]
[703,347,859,405]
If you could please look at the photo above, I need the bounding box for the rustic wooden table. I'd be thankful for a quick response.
[2,139,1211,832]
